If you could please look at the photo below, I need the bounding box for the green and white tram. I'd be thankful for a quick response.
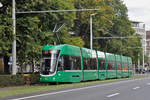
[40,44,133,83]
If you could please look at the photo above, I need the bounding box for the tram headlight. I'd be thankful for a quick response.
[58,74,61,76]
[53,77,56,80]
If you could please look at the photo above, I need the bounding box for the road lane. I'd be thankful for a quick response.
[6,77,150,100]
[109,81,150,100]
[132,86,140,90]
[107,93,120,98]
[147,83,150,85]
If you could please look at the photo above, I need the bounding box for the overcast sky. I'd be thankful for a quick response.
[123,0,150,30]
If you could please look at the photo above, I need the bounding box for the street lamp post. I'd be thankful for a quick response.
[143,46,145,72]
[0,1,17,75]
[12,0,17,75]
[90,14,95,50]
[142,39,145,73]
[138,53,140,73]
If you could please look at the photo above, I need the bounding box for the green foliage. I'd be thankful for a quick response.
[0,74,24,87]
[62,33,85,47]
[0,74,40,87]
[0,0,13,56]
[30,73,40,84]
[15,0,78,68]
[73,0,142,64]
[0,0,142,71]
[74,0,114,48]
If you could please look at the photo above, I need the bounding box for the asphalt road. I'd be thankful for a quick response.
[4,77,150,100]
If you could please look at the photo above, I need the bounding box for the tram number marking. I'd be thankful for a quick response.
[72,75,80,77]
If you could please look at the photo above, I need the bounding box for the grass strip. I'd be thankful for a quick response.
[0,74,148,98]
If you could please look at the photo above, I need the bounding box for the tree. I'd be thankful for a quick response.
[74,0,114,49]
[74,0,142,64]
[0,0,13,56]
[0,0,142,73]
[0,0,13,73]
[15,0,84,72]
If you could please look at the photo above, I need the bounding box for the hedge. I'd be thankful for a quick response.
[0,74,24,87]
[0,73,40,87]
[24,73,40,85]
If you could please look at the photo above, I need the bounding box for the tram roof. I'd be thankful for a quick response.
[42,44,132,62]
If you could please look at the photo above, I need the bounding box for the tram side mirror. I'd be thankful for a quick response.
[57,56,64,71]
[57,67,64,71]
[57,60,64,71]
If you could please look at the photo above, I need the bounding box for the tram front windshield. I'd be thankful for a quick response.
[41,50,60,75]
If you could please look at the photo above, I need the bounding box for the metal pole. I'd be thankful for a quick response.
[90,14,93,50]
[12,0,16,75]
[143,45,145,72]
[138,53,140,73]
[93,36,142,39]
[90,14,95,50]
[16,9,99,14]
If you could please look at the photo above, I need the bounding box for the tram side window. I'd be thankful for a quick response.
[125,62,128,70]
[57,56,64,71]
[122,62,126,71]
[99,59,102,70]
[63,55,71,70]
[107,60,111,70]
[99,59,106,70]
[59,55,81,70]
[124,62,127,68]
[83,57,88,70]
[129,63,132,70]
[72,56,81,70]
[83,57,97,70]
[90,58,97,70]
[107,60,112,70]
[124,62,127,69]
[126,63,128,69]
[125,62,127,68]
[122,62,125,68]
[122,62,124,68]
[120,62,122,70]
[93,58,97,70]
[107,60,114,70]
[112,60,115,70]
[117,61,121,70]
[103,60,106,70]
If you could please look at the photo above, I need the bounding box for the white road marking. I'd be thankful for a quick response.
[11,78,148,100]
[133,86,140,90]
[147,83,150,85]
[107,93,120,98]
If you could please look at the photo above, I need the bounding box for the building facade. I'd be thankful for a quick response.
[131,21,146,52]
[131,21,146,70]
[146,31,150,65]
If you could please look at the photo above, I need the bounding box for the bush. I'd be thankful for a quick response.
[11,75,24,86]
[0,74,24,87]
[0,75,11,87]
[0,73,40,87]
[24,73,40,85]
[30,73,40,84]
